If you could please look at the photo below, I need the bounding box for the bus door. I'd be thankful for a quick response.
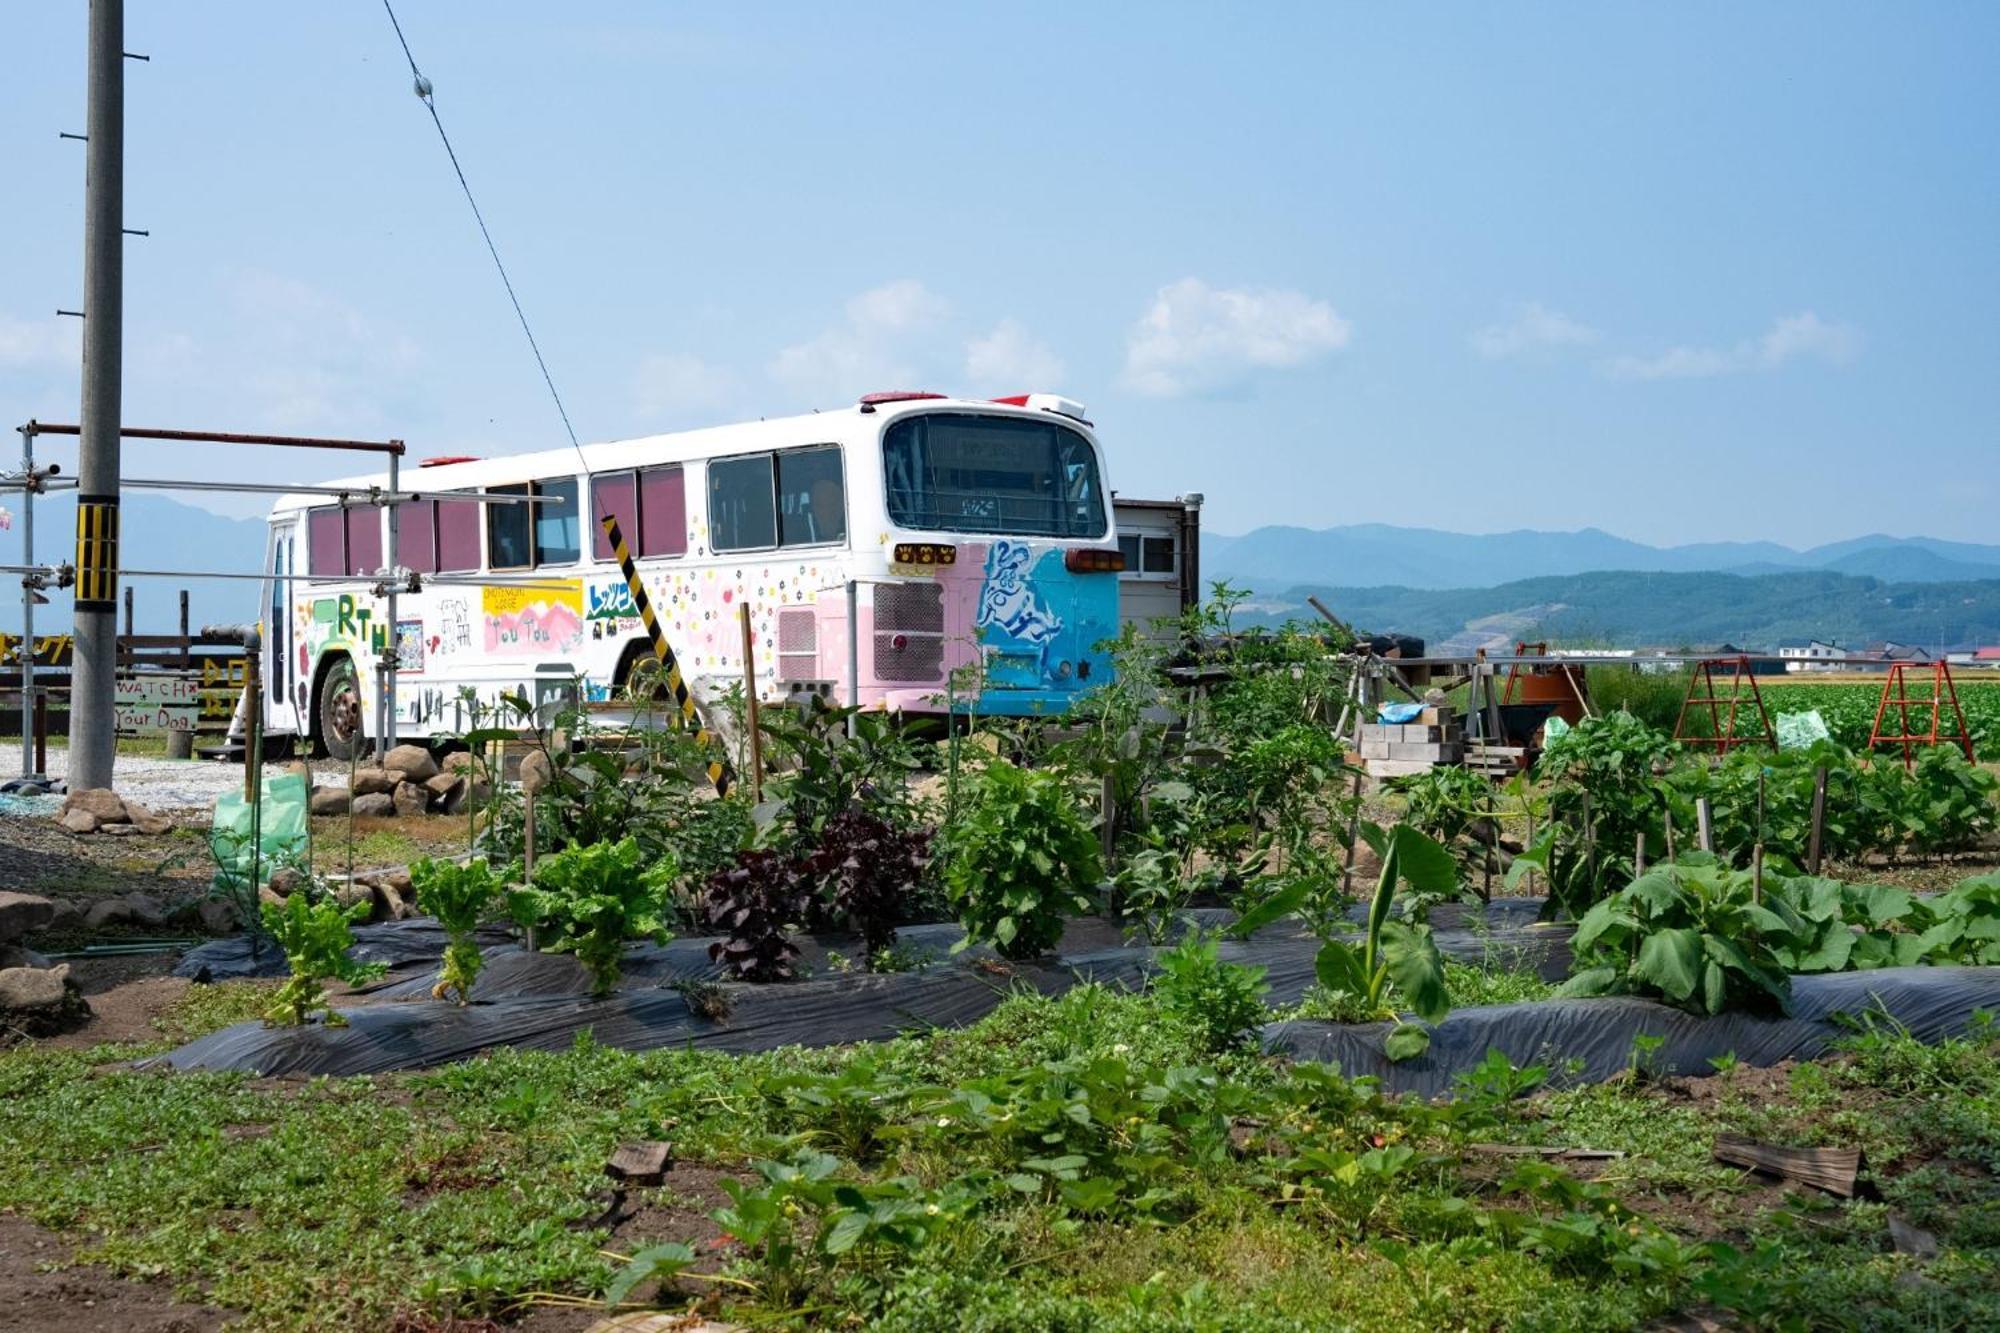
[263,523,302,737]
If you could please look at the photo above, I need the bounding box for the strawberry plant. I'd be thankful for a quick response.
[261,892,386,1027]
[507,837,676,997]
[942,758,1102,960]
[410,857,505,1004]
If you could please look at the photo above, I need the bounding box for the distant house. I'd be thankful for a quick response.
[1778,638,1843,673]
[1946,645,2000,668]
[1857,641,1932,670]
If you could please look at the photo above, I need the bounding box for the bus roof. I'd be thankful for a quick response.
[266,394,1093,516]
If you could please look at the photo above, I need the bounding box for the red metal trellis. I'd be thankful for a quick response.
[1867,661,1975,768]
[1673,655,1776,754]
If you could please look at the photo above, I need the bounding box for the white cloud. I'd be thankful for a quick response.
[963,318,1065,392]
[0,312,79,370]
[1120,278,1351,397]
[1603,311,1862,381]
[768,279,950,404]
[632,352,738,419]
[1470,303,1599,359]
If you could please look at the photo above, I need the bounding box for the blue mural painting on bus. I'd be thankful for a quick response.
[972,539,1116,695]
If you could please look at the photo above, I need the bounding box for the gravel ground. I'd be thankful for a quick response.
[31,744,266,812]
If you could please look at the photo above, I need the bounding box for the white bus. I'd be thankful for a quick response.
[260,391,1125,758]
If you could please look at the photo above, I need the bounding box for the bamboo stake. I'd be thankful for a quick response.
[1696,798,1714,853]
[738,601,764,803]
[1807,766,1829,875]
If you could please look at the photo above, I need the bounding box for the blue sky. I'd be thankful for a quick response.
[2,2,1995,546]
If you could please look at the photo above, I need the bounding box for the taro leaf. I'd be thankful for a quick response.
[1557,966,1621,998]
[1634,927,1702,1003]
[1314,939,1371,998]
[1377,920,1450,1023]
[604,1241,695,1305]
[1848,883,1917,926]
[1384,1023,1432,1062]
[1229,879,1311,939]
[1571,899,1635,952]
[1387,825,1459,903]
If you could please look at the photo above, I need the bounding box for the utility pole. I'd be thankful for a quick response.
[70,0,125,793]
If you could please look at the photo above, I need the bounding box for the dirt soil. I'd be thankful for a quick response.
[0,1213,235,1331]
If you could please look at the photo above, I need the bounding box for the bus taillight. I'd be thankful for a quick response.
[892,542,957,566]
[1064,548,1125,573]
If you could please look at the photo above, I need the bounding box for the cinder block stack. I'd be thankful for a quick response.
[1357,703,1463,777]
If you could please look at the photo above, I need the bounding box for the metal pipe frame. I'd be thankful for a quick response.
[21,420,404,456]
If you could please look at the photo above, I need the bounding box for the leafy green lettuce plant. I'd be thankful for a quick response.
[507,837,677,997]
[261,892,386,1027]
[410,857,505,1004]
[943,758,1102,960]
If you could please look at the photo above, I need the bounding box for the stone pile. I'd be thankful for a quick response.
[258,863,422,926]
[307,745,479,820]
[55,788,175,836]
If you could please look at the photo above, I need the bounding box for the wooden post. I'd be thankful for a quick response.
[1696,798,1714,854]
[1099,773,1117,871]
[1340,764,1365,895]
[738,601,764,803]
[178,590,190,670]
[1581,791,1596,885]
[122,585,134,650]
[522,790,538,953]
[242,647,262,801]
[1663,807,1676,864]
[33,692,47,776]
[1752,843,1764,906]
[1807,766,1828,875]
[1634,830,1646,877]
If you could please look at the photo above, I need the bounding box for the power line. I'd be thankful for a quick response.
[379,0,592,478]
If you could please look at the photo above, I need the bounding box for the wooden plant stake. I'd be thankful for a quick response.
[1807,766,1829,875]
[1663,808,1676,864]
[1696,798,1714,854]
[738,601,765,803]
[1634,831,1646,877]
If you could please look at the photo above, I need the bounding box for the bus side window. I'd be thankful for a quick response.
[488,484,534,569]
[777,446,845,547]
[534,477,581,564]
[436,495,482,572]
[709,455,776,552]
[638,467,687,557]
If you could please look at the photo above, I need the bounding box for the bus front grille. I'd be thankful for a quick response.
[873,581,945,683]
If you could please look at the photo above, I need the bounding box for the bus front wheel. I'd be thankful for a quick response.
[317,656,366,762]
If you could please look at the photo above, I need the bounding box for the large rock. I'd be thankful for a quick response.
[392,781,430,818]
[442,750,478,776]
[83,897,135,930]
[0,945,52,970]
[0,892,56,942]
[371,880,414,922]
[122,800,173,836]
[309,787,352,817]
[56,807,100,835]
[62,788,128,824]
[424,772,469,815]
[197,898,240,934]
[44,898,83,931]
[351,766,400,797]
[351,792,395,819]
[0,963,87,1036]
[124,892,169,927]
[519,749,554,794]
[334,879,374,913]
[382,744,440,783]
[267,866,307,898]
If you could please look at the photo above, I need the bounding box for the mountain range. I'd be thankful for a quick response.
[3,492,268,637]
[1203,525,2000,590]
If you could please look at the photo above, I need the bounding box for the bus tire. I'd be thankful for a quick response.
[315,654,366,762]
[615,640,665,701]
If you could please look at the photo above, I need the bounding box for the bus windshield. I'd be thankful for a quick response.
[882,412,1106,539]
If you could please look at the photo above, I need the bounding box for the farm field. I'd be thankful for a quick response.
[3,609,1997,1331]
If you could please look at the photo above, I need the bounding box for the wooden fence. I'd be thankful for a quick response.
[0,630,248,737]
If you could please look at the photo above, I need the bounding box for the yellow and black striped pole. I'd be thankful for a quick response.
[73,493,120,608]
[600,513,734,797]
